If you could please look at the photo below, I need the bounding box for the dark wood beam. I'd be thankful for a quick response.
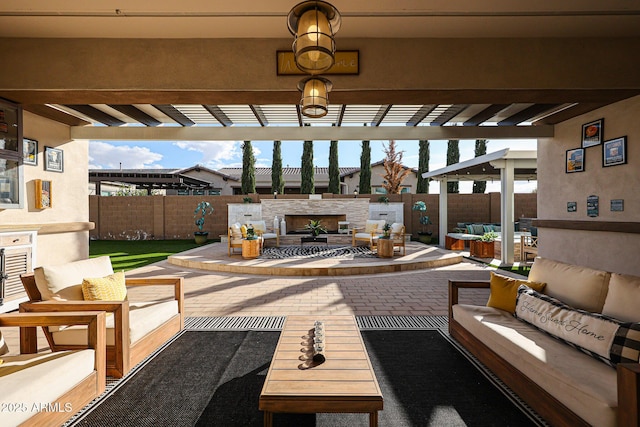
[249,105,268,127]
[406,104,437,126]
[532,103,609,125]
[107,105,161,126]
[336,104,347,126]
[463,104,510,126]
[23,105,90,126]
[64,105,126,126]
[372,105,391,126]
[497,104,560,126]
[203,105,232,127]
[152,104,195,126]
[430,104,469,126]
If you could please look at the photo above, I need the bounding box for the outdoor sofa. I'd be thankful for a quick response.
[449,257,640,426]
[0,311,106,426]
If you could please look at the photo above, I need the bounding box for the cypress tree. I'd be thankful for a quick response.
[300,140,315,194]
[416,139,430,193]
[359,140,371,194]
[446,139,460,193]
[328,140,340,194]
[472,139,487,194]
[271,140,285,194]
[241,140,256,194]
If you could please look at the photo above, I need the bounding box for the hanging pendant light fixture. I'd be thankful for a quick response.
[298,76,332,118]
[287,1,341,75]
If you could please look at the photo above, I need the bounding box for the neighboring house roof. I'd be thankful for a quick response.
[175,165,239,181]
[339,161,419,178]
[89,168,216,189]
[217,167,361,178]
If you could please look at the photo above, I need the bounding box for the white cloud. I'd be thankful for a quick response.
[89,141,164,169]
[173,141,252,169]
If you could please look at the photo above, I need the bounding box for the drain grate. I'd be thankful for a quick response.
[185,315,448,331]
[357,315,448,330]
[185,316,286,330]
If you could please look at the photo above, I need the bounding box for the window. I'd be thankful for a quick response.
[0,100,24,209]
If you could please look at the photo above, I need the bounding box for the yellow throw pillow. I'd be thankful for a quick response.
[486,272,546,314]
[82,271,127,301]
[240,224,248,238]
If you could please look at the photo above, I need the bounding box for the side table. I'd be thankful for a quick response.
[242,238,260,259]
[377,238,394,258]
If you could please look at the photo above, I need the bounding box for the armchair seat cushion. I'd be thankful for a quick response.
[354,232,379,240]
[261,232,278,239]
[0,349,95,426]
[51,300,179,346]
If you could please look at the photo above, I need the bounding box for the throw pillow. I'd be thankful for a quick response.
[602,273,640,323]
[515,285,640,367]
[471,224,485,235]
[240,224,248,238]
[0,330,8,356]
[483,225,494,233]
[34,256,114,301]
[230,223,242,239]
[465,224,474,234]
[81,271,127,301]
[486,272,546,314]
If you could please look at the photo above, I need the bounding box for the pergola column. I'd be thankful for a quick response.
[438,179,448,247]
[499,160,516,265]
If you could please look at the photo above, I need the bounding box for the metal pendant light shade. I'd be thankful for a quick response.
[298,76,332,118]
[288,1,341,74]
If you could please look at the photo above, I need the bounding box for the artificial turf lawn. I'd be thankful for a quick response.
[89,239,208,271]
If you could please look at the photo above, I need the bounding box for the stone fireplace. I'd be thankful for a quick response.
[261,198,369,234]
[285,214,347,234]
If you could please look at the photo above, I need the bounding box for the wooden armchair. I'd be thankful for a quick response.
[249,220,279,248]
[0,311,106,426]
[390,223,406,256]
[352,219,386,250]
[520,234,538,262]
[228,223,243,255]
[19,256,184,378]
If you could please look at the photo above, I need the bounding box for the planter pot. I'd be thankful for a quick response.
[470,240,495,258]
[194,232,209,244]
[417,232,432,244]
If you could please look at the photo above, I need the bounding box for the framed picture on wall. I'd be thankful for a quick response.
[44,146,64,172]
[603,136,627,167]
[34,179,52,208]
[23,137,38,165]
[565,147,584,173]
[581,118,604,148]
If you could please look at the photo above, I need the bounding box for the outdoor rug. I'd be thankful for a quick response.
[70,328,546,426]
[259,245,376,259]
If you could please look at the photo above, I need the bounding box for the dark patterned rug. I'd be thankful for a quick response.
[259,245,376,259]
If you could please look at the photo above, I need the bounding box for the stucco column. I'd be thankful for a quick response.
[439,180,448,247]
[500,160,515,264]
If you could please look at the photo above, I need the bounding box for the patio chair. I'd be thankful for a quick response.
[19,256,184,378]
[0,311,106,426]
[520,234,538,262]
[249,220,279,248]
[352,219,386,250]
[228,223,244,255]
[390,223,406,255]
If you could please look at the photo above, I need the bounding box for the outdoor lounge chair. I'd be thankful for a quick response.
[249,220,279,248]
[390,223,406,255]
[19,256,184,378]
[0,311,106,426]
[352,219,386,250]
[520,234,538,262]
[228,223,244,255]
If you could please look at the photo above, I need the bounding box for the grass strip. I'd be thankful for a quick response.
[89,239,206,271]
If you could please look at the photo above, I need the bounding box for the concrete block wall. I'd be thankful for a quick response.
[89,192,536,240]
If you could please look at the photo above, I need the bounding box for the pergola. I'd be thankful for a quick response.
[422,149,537,264]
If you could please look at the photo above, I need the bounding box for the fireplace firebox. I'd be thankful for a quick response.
[284,214,347,234]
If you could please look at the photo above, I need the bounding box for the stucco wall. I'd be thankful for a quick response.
[0,111,89,266]
[537,95,640,275]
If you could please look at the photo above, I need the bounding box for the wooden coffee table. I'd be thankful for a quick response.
[259,315,383,426]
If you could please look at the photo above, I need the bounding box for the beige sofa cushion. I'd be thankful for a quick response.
[51,300,179,346]
[453,304,618,427]
[0,349,95,426]
[602,273,640,322]
[529,257,610,313]
[34,256,114,301]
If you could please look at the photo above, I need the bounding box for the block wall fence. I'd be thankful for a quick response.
[89,193,537,240]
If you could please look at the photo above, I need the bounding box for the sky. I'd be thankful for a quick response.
[88,137,538,194]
